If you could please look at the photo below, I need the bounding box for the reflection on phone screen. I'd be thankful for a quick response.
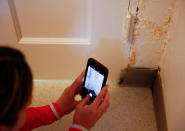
[85,66,104,97]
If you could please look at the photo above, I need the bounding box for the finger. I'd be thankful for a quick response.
[71,70,85,89]
[73,100,81,108]
[98,91,110,114]
[75,94,91,107]
[78,94,90,107]
[90,85,109,109]
[75,84,83,95]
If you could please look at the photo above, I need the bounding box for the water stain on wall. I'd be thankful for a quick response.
[126,0,177,67]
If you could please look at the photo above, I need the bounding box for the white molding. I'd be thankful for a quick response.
[19,37,90,45]
[8,0,22,41]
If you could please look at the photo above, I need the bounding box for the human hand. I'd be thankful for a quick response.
[56,71,85,116]
[73,85,110,130]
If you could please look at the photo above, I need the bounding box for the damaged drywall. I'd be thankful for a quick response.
[124,0,176,67]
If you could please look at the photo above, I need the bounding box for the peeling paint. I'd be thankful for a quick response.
[139,0,151,9]
[126,0,177,67]
[128,44,136,66]
[126,0,152,67]
[137,14,171,40]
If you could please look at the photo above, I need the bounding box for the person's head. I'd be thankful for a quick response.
[0,46,33,130]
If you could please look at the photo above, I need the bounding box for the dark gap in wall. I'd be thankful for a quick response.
[119,67,159,87]
[152,73,168,131]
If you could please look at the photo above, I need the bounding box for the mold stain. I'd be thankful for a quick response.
[128,44,136,67]
[137,14,171,40]
[127,0,177,67]
[139,0,151,9]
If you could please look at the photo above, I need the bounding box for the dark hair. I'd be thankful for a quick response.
[0,47,33,127]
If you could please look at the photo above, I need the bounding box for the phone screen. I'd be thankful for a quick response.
[84,65,104,97]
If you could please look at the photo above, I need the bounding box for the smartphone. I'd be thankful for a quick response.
[82,58,109,102]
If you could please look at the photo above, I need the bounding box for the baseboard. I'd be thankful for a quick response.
[152,73,168,131]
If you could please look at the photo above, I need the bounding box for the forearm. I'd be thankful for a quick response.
[20,103,62,131]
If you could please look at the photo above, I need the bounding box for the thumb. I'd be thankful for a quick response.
[78,95,90,107]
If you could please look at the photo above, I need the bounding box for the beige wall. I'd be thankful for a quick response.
[0,0,129,82]
[132,0,175,67]
[15,0,88,37]
[160,0,185,130]
[0,0,178,83]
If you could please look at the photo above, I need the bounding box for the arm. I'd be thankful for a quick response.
[21,104,87,131]
[20,103,62,131]
[21,71,85,131]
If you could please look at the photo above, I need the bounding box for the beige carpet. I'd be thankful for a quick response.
[31,80,157,131]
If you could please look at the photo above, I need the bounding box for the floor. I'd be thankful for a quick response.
[31,80,157,131]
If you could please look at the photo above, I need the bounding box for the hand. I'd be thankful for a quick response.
[73,85,110,130]
[56,71,85,116]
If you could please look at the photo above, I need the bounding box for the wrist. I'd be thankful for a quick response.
[71,124,89,131]
[72,121,91,130]
[56,100,66,116]
[52,102,64,118]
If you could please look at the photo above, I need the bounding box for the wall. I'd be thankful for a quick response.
[0,0,178,82]
[128,0,176,67]
[0,0,129,82]
[160,0,185,130]
[14,0,88,38]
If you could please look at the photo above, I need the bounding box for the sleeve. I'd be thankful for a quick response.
[20,103,62,131]
[69,128,82,131]
[69,124,88,131]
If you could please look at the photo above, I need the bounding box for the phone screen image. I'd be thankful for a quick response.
[84,66,104,97]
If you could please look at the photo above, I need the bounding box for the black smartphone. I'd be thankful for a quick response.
[82,58,109,102]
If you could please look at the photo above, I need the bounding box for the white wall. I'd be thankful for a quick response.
[160,0,185,130]
[14,0,88,37]
[0,0,178,83]
[0,0,129,82]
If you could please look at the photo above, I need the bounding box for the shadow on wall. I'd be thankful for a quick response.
[70,38,128,81]
[152,73,168,131]
[14,38,127,81]
[90,38,128,82]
